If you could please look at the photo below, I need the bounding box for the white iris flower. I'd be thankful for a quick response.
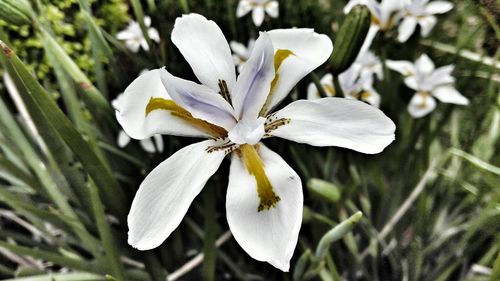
[230,39,256,73]
[116,16,160,53]
[344,0,403,53]
[237,0,279,27]
[398,0,453,42]
[386,54,469,118]
[116,13,396,271]
[308,51,382,107]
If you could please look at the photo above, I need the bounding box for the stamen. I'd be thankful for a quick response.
[218,79,231,104]
[205,139,238,154]
[239,144,280,212]
[145,97,227,138]
[324,85,336,96]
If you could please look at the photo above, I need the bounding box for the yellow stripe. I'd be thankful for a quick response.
[145,97,227,138]
[259,49,295,116]
[239,144,280,212]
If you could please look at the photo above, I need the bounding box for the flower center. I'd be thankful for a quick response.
[228,117,266,145]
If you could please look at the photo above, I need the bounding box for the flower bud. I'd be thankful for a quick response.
[306,178,341,204]
[330,5,370,75]
[0,0,33,26]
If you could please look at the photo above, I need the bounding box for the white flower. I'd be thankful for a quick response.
[386,54,469,118]
[307,73,336,99]
[230,39,256,73]
[113,90,164,154]
[398,0,453,42]
[116,16,160,53]
[344,0,403,53]
[116,13,395,271]
[308,51,382,107]
[237,0,279,27]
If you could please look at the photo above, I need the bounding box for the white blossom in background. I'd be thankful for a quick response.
[397,0,454,42]
[116,14,395,271]
[237,0,279,27]
[307,73,336,100]
[116,16,160,52]
[230,39,256,73]
[344,0,403,53]
[112,92,164,153]
[308,51,383,107]
[386,54,468,118]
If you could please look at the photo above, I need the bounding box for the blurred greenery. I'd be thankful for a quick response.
[0,0,498,281]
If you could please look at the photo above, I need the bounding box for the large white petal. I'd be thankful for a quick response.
[397,17,418,42]
[262,29,333,114]
[425,1,453,14]
[432,86,469,105]
[269,98,395,154]
[427,65,455,87]
[233,33,275,120]
[128,140,226,250]
[408,93,436,118]
[115,69,210,139]
[171,14,236,95]
[226,144,302,271]
[160,69,237,130]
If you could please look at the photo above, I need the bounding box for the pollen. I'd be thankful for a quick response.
[239,144,281,212]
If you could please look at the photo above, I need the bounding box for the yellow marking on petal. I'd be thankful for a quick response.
[145,97,227,138]
[360,91,372,100]
[417,92,429,109]
[239,144,281,212]
[324,85,336,96]
[259,49,295,116]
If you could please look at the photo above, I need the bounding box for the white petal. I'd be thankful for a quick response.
[307,82,320,100]
[397,17,418,42]
[417,16,437,37]
[269,98,396,154]
[140,39,150,51]
[159,69,236,130]
[265,1,279,18]
[153,134,164,153]
[144,16,152,27]
[425,1,453,14]
[115,69,210,139]
[139,138,156,153]
[116,30,135,40]
[262,29,333,114]
[408,93,436,118]
[230,41,249,58]
[415,54,435,74]
[236,0,252,17]
[117,130,131,148]
[125,40,141,53]
[427,65,455,89]
[432,86,469,105]
[252,6,266,27]
[233,33,275,120]
[148,28,160,43]
[128,140,226,250]
[227,144,302,271]
[358,24,380,55]
[171,14,236,95]
[386,59,415,76]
